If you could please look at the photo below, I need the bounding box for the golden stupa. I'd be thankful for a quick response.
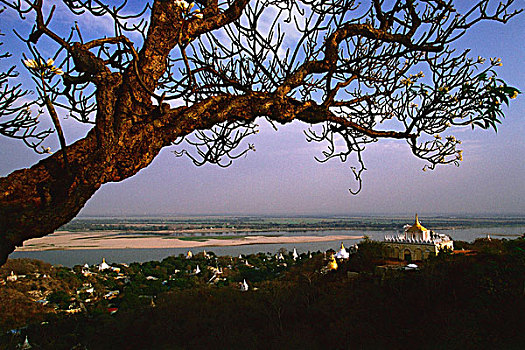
[328,255,338,270]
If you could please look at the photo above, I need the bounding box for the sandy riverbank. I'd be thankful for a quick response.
[15,232,364,251]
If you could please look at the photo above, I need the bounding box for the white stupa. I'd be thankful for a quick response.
[7,271,17,282]
[292,248,299,260]
[335,243,350,259]
[20,336,32,349]
[194,265,201,274]
[240,279,249,292]
[98,258,110,271]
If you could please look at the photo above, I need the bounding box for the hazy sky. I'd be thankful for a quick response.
[0,2,523,217]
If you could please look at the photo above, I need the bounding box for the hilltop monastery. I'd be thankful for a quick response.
[383,215,454,261]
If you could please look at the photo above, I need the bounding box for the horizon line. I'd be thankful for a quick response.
[76,213,525,219]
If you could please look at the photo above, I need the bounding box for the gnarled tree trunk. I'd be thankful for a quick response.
[0,0,519,264]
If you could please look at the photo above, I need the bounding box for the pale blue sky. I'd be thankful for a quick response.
[0,1,523,216]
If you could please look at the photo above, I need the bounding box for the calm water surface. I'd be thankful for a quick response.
[11,226,525,267]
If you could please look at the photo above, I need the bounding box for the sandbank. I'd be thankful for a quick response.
[16,232,364,251]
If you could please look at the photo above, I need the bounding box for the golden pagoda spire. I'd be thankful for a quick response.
[407,213,427,233]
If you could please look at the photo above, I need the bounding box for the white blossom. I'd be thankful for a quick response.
[24,58,64,75]
[50,66,64,75]
[23,59,38,68]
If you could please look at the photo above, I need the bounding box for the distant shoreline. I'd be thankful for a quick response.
[16,232,364,252]
[56,216,525,236]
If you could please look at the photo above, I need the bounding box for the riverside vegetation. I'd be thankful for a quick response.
[58,216,525,235]
[1,237,525,349]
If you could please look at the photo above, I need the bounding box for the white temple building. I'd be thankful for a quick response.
[383,214,454,261]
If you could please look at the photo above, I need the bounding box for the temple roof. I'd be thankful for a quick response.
[406,214,428,233]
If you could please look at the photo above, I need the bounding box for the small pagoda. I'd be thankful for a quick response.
[98,258,110,271]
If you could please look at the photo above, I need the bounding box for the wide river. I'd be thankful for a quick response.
[11,226,525,267]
